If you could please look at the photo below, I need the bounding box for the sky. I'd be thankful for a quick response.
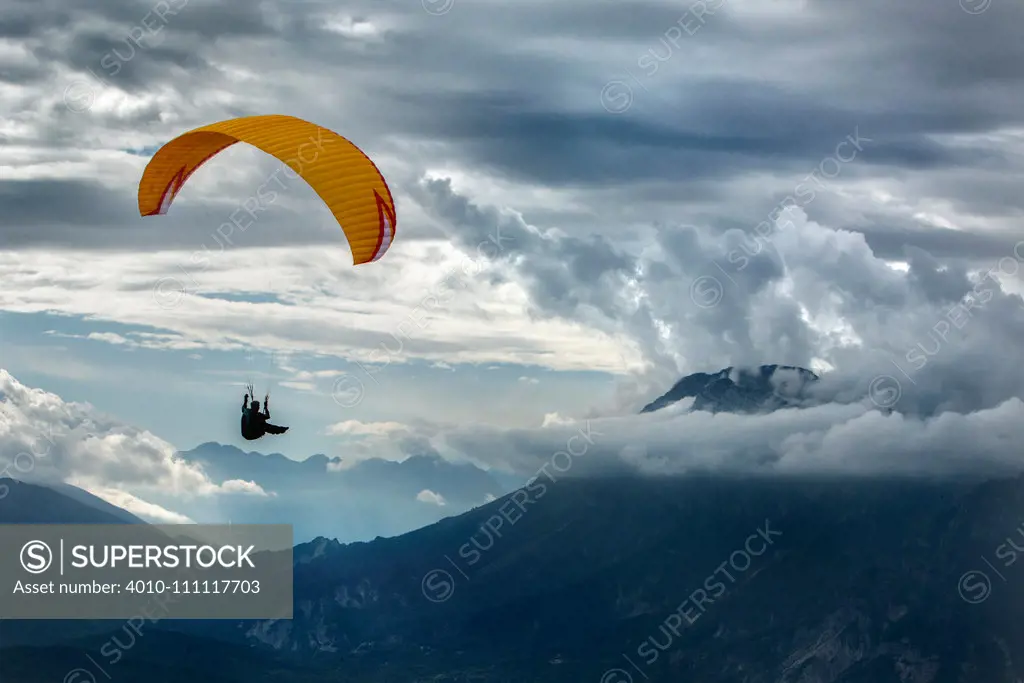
[2,0,1024,530]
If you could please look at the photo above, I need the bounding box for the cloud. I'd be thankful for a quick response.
[324,420,411,466]
[416,489,446,506]
[78,485,194,524]
[438,397,1024,480]
[542,413,574,427]
[3,0,1022,377]
[3,0,1023,260]
[0,369,268,511]
[279,381,317,392]
[219,478,272,496]
[325,420,410,437]
[325,459,348,473]
[0,245,634,374]
[324,420,451,469]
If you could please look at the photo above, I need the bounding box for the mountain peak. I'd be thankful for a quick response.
[641,364,819,414]
[192,441,260,457]
[188,442,297,462]
[303,453,343,467]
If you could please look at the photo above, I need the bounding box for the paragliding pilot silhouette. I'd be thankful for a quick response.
[241,383,289,440]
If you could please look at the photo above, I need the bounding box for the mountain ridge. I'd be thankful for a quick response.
[174,441,509,542]
[641,363,820,413]
[3,468,1024,681]
[159,472,1020,682]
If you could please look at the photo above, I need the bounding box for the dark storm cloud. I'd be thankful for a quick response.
[0,4,73,38]
[0,181,132,232]
[319,0,1023,216]
[418,168,1024,419]
[2,0,1023,269]
[418,178,811,375]
[376,83,987,189]
[0,178,356,251]
[414,178,644,337]
[53,32,207,88]
[6,0,274,40]
[521,1,701,41]
[854,220,1024,264]
[384,100,845,186]
[0,61,48,85]
[37,101,169,143]
[0,14,41,39]
[813,0,1024,89]
[12,0,275,99]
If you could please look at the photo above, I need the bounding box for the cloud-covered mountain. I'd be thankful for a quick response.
[43,481,150,524]
[641,364,820,414]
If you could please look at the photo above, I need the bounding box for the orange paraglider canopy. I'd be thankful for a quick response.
[138,115,396,264]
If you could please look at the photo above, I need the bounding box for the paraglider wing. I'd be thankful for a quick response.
[137,115,397,264]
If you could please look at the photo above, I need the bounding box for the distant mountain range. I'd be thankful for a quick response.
[4,365,1023,681]
[180,442,512,504]
[169,442,512,543]
[3,468,1024,681]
